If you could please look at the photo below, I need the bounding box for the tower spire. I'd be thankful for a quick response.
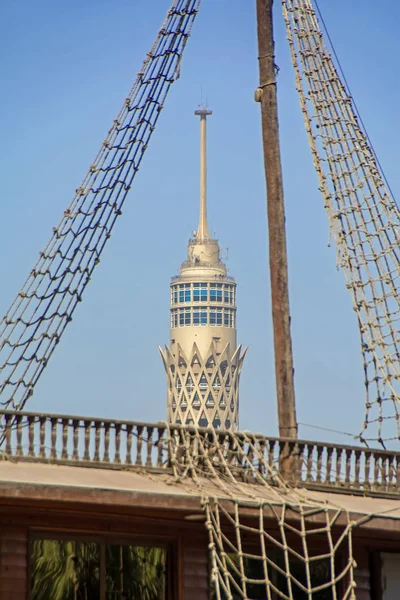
[194,106,212,241]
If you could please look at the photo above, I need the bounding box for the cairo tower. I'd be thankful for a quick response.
[159,108,247,429]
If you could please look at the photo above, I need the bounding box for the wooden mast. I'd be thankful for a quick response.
[256,0,298,439]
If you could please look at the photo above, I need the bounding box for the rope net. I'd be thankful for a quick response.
[169,426,360,600]
[0,0,201,412]
[282,0,400,445]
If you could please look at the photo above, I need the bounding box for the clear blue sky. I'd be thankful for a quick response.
[1,0,399,444]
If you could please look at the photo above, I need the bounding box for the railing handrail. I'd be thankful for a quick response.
[0,410,166,431]
[1,410,400,496]
[0,410,396,457]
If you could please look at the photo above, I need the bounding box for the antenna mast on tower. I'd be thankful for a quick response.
[194,106,212,241]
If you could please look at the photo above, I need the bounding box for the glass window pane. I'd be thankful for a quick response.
[171,311,177,328]
[30,539,100,600]
[106,545,166,600]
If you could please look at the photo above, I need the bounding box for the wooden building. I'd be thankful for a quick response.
[0,410,399,599]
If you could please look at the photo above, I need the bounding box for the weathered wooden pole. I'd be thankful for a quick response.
[255,0,298,439]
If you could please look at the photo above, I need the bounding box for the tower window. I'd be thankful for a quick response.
[224,285,234,305]
[173,306,233,328]
[224,308,234,328]
[179,308,191,326]
[210,308,222,326]
[193,283,208,302]
[210,283,223,302]
[179,283,191,303]
[171,286,178,305]
[193,306,207,326]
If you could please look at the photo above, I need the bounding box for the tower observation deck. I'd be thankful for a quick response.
[159,108,247,429]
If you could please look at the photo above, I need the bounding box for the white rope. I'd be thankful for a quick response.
[282,0,400,444]
[167,424,360,599]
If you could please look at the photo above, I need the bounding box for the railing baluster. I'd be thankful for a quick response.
[16,415,23,458]
[306,444,314,482]
[354,450,361,487]
[157,426,164,468]
[84,421,91,462]
[336,448,343,484]
[104,423,110,463]
[115,424,121,464]
[136,426,143,467]
[345,449,352,486]
[61,419,68,460]
[28,416,34,457]
[146,427,154,468]
[94,422,101,462]
[126,425,133,465]
[326,447,333,484]
[364,451,371,492]
[71,419,78,461]
[383,456,390,492]
[374,454,380,490]
[294,443,305,483]
[50,417,57,460]
[4,414,11,455]
[39,416,46,459]
[316,445,323,483]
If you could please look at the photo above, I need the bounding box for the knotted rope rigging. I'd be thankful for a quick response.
[0,0,202,412]
[282,0,400,444]
[168,425,360,600]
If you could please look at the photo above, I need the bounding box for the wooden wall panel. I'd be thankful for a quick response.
[354,546,371,600]
[0,526,28,600]
[182,531,209,600]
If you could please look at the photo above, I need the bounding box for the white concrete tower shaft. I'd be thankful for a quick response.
[159,107,247,430]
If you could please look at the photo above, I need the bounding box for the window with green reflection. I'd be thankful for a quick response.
[30,538,167,600]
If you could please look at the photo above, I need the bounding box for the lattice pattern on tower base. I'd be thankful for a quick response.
[159,342,246,429]
[282,0,400,444]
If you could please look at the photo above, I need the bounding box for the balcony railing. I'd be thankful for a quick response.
[1,410,400,497]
